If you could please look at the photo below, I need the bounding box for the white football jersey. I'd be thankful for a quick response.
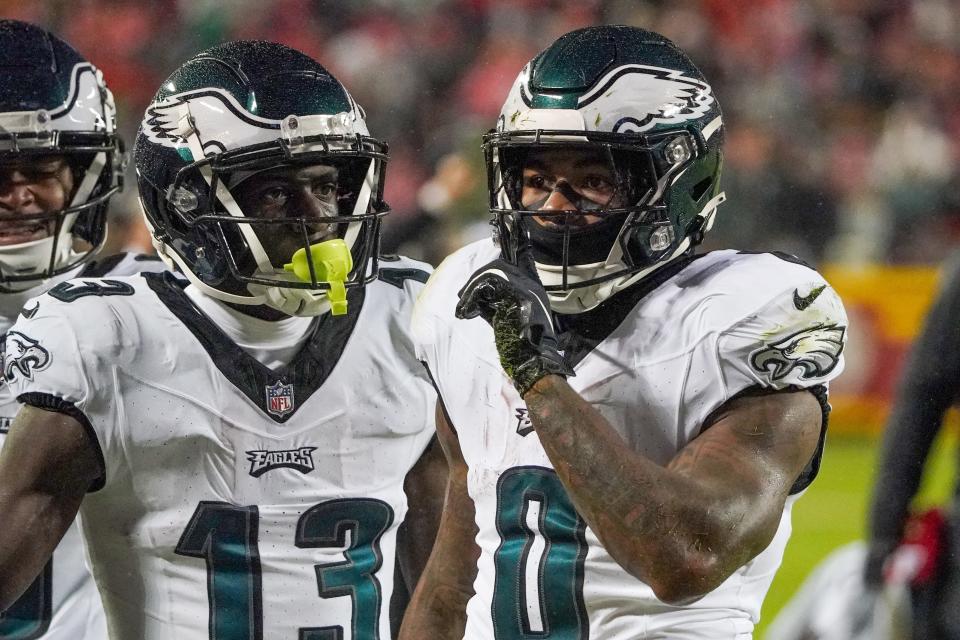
[413,240,848,640]
[0,253,167,640]
[4,258,436,640]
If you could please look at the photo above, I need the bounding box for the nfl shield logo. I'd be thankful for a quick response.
[265,380,295,418]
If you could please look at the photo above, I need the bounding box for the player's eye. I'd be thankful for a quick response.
[312,181,338,201]
[22,168,61,182]
[0,163,63,184]
[581,175,614,195]
[523,173,554,191]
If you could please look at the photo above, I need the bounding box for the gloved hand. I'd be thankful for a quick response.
[455,243,574,396]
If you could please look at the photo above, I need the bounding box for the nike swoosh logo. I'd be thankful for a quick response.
[793,285,826,311]
[20,302,39,319]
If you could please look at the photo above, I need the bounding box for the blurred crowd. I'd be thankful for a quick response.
[4,0,958,268]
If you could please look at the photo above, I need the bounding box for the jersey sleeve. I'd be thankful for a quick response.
[716,280,848,394]
[702,275,847,494]
[4,289,127,489]
[4,301,91,407]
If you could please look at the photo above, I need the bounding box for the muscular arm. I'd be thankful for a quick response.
[866,254,960,579]
[524,375,822,604]
[399,402,479,640]
[0,404,102,610]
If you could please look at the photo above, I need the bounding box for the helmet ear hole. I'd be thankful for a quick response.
[690,176,713,203]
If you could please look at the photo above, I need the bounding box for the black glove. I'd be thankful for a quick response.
[455,244,574,396]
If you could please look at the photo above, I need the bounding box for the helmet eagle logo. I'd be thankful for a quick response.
[141,89,278,154]
[576,65,716,134]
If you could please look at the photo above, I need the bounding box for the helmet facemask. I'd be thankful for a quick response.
[0,68,122,292]
[486,128,716,311]
[143,114,389,317]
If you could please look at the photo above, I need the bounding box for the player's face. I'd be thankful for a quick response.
[521,147,625,228]
[233,163,341,266]
[0,155,74,246]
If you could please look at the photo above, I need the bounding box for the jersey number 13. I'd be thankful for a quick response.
[175,498,393,640]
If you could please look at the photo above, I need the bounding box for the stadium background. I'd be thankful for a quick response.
[4,0,959,635]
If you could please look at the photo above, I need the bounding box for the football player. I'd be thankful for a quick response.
[0,41,444,639]
[0,19,168,640]
[403,25,848,639]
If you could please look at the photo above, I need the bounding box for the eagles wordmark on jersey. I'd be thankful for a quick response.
[413,240,848,639]
[4,261,435,640]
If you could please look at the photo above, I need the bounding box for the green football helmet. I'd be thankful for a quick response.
[135,41,389,317]
[484,25,725,313]
[0,20,123,291]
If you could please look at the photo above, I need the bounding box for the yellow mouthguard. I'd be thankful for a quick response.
[283,239,353,315]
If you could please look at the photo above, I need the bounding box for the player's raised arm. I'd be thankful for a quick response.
[524,378,821,604]
[457,245,839,603]
[399,401,479,640]
[0,405,102,610]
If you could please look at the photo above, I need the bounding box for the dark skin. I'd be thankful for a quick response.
[521,146,624,223]
[522,377,821,604]
[0,155,75,245]
[0,406,99,609]
[397,434,448,593]
[399,402,479,640]
[0,155,83,607]
[228,163,342,321]
[401,382,821,639]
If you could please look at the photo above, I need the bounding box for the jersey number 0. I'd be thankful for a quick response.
[493,467,589,639]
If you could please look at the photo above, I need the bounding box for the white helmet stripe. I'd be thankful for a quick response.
[183,121,276,274]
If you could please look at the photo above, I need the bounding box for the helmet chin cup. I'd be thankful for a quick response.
[284,238,353,316]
